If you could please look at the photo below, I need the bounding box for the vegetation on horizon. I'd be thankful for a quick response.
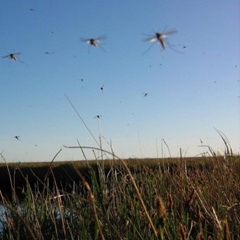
[0,145,240,239]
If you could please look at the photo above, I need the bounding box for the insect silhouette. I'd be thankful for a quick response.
[94,115,102,119]
[2,53,23,62]
[81,36,107,52]
[143,93,148,97]
[143,30,178,54]
[45,51,53,55]
[100,85,104,91]
[14,136,20,140]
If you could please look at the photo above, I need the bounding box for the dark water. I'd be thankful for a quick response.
[0,205,5,232]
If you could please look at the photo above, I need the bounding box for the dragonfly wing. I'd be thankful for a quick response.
[97,35,107,41]
[81,38,90,43]
[94,39,101,45]
[145,37,158,43]
[163,30,177,37]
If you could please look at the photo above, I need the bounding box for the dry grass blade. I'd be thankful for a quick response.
[50,167,67,237]
[211,207,222,231]
[214,128,233,156]
[65,94,100,147]
[44,148,63,182]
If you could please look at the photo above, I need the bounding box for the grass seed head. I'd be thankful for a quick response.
[167,192,174,213]
[222,220,231,240]
[187,189,196,206]
[197,233,204,240]
[195,202,204,222]
[183,188,197,214]
[154,195,167,228]
[178,224,187,240]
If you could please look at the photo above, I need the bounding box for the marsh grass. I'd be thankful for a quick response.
[0,148,240,239]
[0,99,239,239]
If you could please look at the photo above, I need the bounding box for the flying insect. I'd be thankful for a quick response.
[2,53,22,61]
[143,30,179,55]
[81,36,107,52]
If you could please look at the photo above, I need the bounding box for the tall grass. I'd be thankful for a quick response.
[1,98,239,239]
[0,148,240,239]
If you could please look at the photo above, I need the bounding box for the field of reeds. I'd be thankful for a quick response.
[0,147,240,239]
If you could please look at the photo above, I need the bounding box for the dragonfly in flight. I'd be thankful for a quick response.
[143,30,178,54]
[81,36,107,52]
[2,53,23,62]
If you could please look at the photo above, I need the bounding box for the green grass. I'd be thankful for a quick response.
[0,152,240,239]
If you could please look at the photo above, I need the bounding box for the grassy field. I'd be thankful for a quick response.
[0,153,240,239]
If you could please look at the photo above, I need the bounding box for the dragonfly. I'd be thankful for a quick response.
[94,115,102,119]
[2,53,23,62]
[14,136,20,140]
[143,30,178,54]
[81,36,107,52]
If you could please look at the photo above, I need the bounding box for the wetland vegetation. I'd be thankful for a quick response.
[0,150,240,239]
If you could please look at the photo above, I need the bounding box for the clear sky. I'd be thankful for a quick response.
[0,0,239,162]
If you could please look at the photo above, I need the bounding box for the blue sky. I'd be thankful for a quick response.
[0,0,239,162]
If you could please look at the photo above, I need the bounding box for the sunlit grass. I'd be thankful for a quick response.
[0,147,240,239]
